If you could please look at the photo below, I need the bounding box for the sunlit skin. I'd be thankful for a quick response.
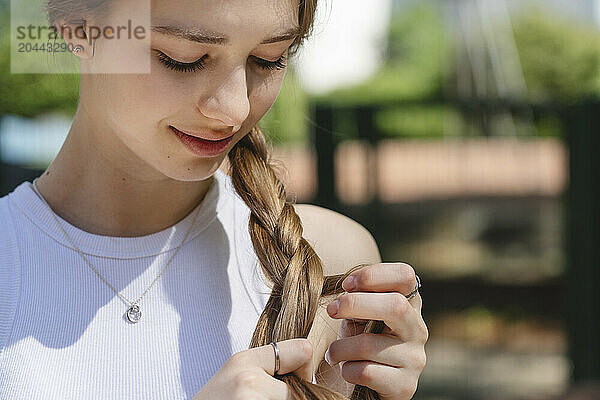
[34,0,428,398]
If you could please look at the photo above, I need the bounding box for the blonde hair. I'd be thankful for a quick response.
[45,0,385,398]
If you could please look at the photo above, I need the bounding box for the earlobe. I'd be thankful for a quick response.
[58,20,95,59]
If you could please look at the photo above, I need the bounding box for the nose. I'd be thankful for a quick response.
[196,65,251,128]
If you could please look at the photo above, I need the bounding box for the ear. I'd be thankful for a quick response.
[56,18,95,59]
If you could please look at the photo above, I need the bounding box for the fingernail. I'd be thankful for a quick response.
[325,346,335,366]
[342,275,356,291]
[327,299,339,316]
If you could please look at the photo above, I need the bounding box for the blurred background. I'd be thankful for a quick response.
[1,0,600,399]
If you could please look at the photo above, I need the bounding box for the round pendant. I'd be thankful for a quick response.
[126,305,142,323]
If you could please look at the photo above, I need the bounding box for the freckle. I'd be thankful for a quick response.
[187,168,191,171]
[122,177,126,181]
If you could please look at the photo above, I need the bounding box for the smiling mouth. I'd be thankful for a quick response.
[170,125,234,157]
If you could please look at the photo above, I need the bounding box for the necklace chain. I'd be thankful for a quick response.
[31,177,205,322]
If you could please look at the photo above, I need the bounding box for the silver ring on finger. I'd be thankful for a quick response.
[405,274,422,300]
[269,342,280,376]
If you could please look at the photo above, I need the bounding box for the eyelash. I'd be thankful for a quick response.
[154,50,288,73]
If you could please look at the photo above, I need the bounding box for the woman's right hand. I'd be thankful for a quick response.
[192,338,314,400]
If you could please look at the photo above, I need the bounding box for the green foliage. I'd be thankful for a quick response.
[512,7,600,101]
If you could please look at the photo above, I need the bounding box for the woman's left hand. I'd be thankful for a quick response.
[324,263,428,400]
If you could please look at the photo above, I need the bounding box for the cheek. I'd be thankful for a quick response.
[102,73,180,136]
[247,74,286,125]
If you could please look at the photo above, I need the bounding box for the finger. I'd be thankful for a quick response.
[341,263,414,293]
[326,333,426,370]
[342,262,418,297]
[327,292,426,343]
[408,290,422,312]
[340,361,418,400]
[239,338,314,382]
[342,263,423,314]
[381,307,429,344]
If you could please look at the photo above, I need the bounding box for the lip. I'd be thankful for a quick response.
[170,126,234,141]
[170,126,234,157]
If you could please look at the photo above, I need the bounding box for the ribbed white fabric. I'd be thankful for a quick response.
[0,169,314,399]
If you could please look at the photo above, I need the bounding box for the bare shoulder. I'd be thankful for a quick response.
[294,203,381,392]
[293,203,382,276]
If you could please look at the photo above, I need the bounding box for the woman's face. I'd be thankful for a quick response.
[81,0,299,181]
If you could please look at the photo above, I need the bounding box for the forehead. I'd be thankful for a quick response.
[149,0,298,39]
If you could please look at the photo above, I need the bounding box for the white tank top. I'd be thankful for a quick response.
[0,169,309,399]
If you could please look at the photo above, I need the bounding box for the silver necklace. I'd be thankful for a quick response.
[31,177,205,324]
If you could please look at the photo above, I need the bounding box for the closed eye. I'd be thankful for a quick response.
[153,50,287,73]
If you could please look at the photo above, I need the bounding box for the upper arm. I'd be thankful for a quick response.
[295,204,382,274]
[293,203,382,392]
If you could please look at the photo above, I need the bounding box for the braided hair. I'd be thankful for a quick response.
[228,126,386,400]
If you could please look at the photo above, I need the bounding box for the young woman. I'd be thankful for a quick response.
[0,0,428,399]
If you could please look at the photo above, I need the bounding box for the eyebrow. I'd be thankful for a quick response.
[149,25,302,45]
